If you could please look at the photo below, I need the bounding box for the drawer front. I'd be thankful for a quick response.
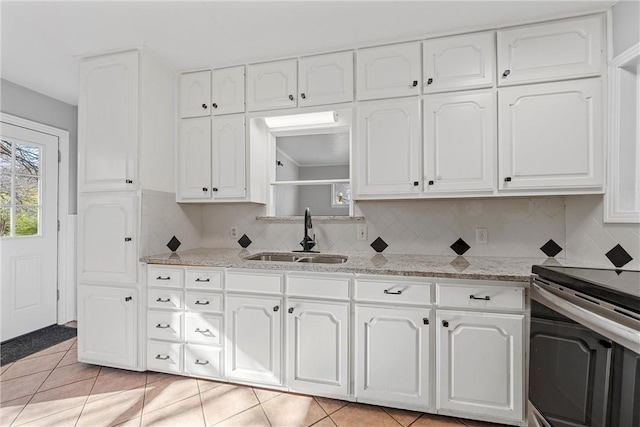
[185,313,223,345]
[287,274,350,300]
[185,291,223,312]
[148,311,183,341]
[355,278,432,305]
[147,341,182,373]
[437,284,525,311]
[185,269,223,290]
[184,344,223,378]
[226,271,283,294]
[148,288,183,310]
[148,266,184,288]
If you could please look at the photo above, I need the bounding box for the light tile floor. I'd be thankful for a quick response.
[0,337,507,427]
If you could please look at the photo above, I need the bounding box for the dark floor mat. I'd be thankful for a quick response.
[1,325,77,366]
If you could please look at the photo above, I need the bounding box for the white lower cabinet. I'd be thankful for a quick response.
[436,310,525,423]
[355,305,431,407]
[184,343,224,378]
[78,284,138,369]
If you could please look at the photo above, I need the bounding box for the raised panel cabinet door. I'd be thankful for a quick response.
[436,310,524,423]
[497,15,604,86]
[225,295,282,385]
[78,193,137,283]
[180,70,212,118]
[498,78,603,191]
[286,300,349,396]
[298,51,354,107]
[356,99,422,196]
[247,60,297,111]
[423,91,495,193]
[423,32,495,93]
[212,116,246,199]
[78,285,137,369]
[212,66,245,115]
[357,42,421,101]
[178,117,212,201]
[356,306,431,407]
[78,50,138,191]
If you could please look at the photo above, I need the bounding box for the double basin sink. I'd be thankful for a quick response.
[245,252,348,264]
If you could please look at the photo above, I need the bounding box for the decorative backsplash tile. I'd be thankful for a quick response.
[540,239,563,258]
[167,235,181,252]
[370,237,388,253]
[238,234,252,248]
[450,238,471,255]
[605,244,633,268]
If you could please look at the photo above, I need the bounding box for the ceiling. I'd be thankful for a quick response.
[1,1,616,106]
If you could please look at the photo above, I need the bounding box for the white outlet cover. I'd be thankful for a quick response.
[230,227,238,239]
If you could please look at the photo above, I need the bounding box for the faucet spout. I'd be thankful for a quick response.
[298,207,317,252]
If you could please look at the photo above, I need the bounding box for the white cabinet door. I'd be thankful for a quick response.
[178,117,212,201]
[356,306,431,407]
[247,60,297,111]
[78,50,138,192]
[423,91,495,193]
[423,32,495,93]
[78,284,137,369]
[286,300,349,396]
[436,310,524,423]
[180,70,212,118]
[357,42,421,101]
[299,51,354,107]
[212,66,245,115]
[225,294,282,385]
[211,116,246,199]
[498,78,603,191]
[78,193,137,283]
[497,15,604,85]
[356,99,422,196]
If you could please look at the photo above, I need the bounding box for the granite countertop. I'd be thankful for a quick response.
[141,248,602,282]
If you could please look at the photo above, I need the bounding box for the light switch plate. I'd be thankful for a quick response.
[357,225,368,241]
[476,228,488,245]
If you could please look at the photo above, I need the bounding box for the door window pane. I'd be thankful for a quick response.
[15,206,39,236]
[0,206,10,237]
[0,140,11,173]
[15,143,40,176]
[0,173,10,204]
[15,175,40,206]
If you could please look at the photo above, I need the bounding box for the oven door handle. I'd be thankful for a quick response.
[532,282,640,354]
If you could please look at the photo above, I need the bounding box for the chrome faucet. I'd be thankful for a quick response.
[296,207,318,252]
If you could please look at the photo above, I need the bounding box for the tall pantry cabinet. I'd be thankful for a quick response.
[77,49,175,370]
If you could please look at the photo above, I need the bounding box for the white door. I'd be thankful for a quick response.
[178,117,212,201]
[423,91,495,193]
[436,310,524,423]
[356,305,431,407]
[247,60,297,111]
[211,116,246,200]
[356,99,422,196]
[212,66,245,115]
[299,51,354,107]
[225,294,282,385]
[1,123,58,341]
[287,299,349,396]
[180,70,212,118]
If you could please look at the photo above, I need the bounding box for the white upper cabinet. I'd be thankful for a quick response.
[298,51,354,107]
[356,99,422,196]
[212,66,245,115]
[423,32,495,93]
[247,59,298,111]
[497,15,604,85]
[178,117,212,201]
[499,78,603,191]
[423,91,495,193]
[357,42,422,101]
[211,116,246,199]
[78,50,138,192]
[180,70,212,118]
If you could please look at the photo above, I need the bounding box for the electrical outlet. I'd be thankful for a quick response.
[476,228,488,245]
[357,225,368,241]
[230,227,238,239]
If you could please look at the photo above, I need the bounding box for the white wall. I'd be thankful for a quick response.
[612,1,640,57]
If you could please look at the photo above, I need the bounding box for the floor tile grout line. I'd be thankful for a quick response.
[195,375,208,427]
[73,367,103,427]
[257,400,273,427]
[313,396,331,417]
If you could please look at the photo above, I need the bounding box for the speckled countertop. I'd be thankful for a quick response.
[141,248,601,282]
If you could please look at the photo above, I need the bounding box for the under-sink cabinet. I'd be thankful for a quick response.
[142,265,528,426]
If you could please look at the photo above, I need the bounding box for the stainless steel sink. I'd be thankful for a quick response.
[244,253,348,264]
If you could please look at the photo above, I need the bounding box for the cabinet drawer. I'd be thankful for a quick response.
[185,313,223,345]
[185,269,223,290]
[185,292,223,312]
[148,266,184,287]
[437,284,525,311]
[227,270,283,294]
[287,274,350,300]
[148,311,183,341]
[148,288,183,310]
[184,344,223,379]
[147,341,182,373]
[355,277,432,305]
